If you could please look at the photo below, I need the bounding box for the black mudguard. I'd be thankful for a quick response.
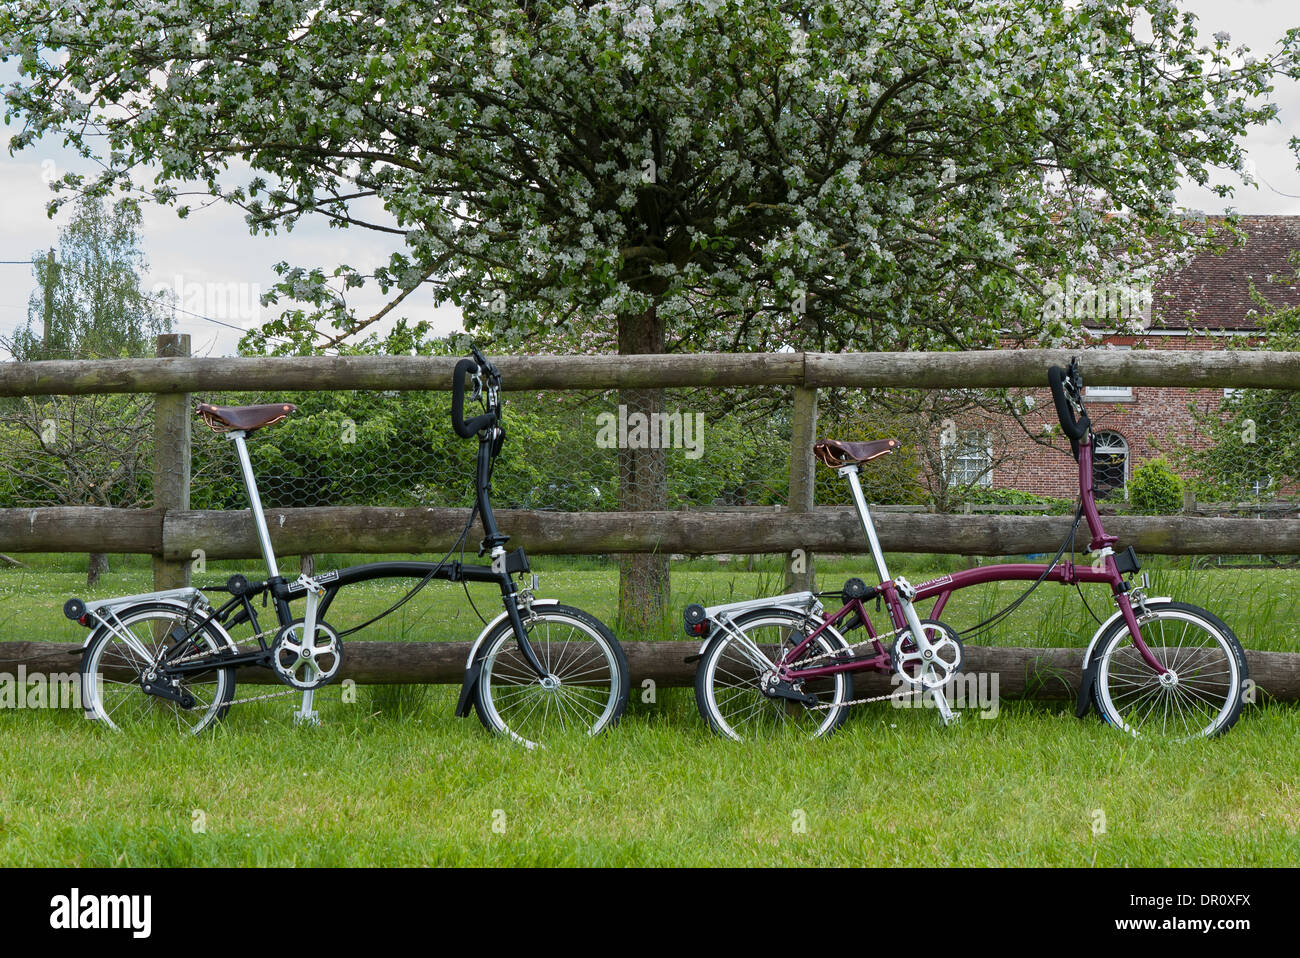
[1075,656,1100,718]
[454,659,484,718]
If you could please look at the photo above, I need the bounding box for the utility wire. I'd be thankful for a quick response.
[0,255,291,346]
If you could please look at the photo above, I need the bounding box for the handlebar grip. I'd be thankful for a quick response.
[1048,365,1089,441]
[451,358,495,439]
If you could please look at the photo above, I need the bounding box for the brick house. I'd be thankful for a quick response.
[955,215,1300,502]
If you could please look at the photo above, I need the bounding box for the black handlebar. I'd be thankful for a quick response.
[451,356,498,438]
[1048,360,1091,459]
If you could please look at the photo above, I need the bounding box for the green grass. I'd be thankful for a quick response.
[1,554,1298,866]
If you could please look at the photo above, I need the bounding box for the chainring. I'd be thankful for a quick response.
[890,619,963,691]
[271,618,343,690]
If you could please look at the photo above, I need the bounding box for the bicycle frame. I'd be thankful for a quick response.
[68,352,552,722]
[774,437,1166,690]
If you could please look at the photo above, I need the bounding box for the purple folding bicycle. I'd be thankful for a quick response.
[683,359,1249,741]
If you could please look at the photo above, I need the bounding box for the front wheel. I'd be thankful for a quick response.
[1092,601,1248,739]
[473,604,628,748]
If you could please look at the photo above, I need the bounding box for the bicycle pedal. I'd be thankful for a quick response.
[292,709,321,727]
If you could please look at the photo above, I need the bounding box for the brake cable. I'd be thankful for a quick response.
[336,504,477,638]
[957,504,1085,640]
[336,396,495,637]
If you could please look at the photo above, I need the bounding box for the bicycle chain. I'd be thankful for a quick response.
[809,689,906,710]
[227,687,301,706]
[157,626,307,705]
[163,623,351,707]
[786,623,905,667]
[147,616,348,707]
[164,628,277,666]
[776,621,949,711]
[169,634,318,712]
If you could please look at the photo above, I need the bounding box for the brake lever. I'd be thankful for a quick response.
[1068,357,1084,395]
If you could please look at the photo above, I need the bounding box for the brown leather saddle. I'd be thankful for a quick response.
[196,402,297,433]
[813,437,900,468]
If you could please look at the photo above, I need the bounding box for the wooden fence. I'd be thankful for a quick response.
[3,340,1300,702]
[6,341,1300,578]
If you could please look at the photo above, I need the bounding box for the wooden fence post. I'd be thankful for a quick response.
[153,333,192,592]
[784,385,819,592]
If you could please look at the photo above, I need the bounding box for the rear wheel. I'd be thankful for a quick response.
[79,603,236,734]
[1092,601,1247,739]
[473,604,628,749]
[694,608,854,742]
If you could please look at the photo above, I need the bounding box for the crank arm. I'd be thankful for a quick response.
[931,684,958,725]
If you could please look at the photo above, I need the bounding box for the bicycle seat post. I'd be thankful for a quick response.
[840,464,892,585]
[227,430,280,580]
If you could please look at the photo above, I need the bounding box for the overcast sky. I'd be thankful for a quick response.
[1,0,1297,358]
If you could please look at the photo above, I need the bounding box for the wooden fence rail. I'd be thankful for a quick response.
[4,640,1299,701]
[5,348,1300,397]
[3,346,1300,566]
[6,505,1300,560]
[5,345,1300,702]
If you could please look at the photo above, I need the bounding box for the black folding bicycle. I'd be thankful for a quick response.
[64,348,630,747]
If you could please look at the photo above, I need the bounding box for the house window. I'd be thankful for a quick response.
[1086,346,1133,401]
[1092,431,1128,500]
[947,430,993,487]
[1246,476,1272,500]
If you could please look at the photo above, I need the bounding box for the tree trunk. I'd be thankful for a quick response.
[616,305,668,633]
[87,552,109,587]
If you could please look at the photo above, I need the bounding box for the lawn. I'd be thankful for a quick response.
[1,553,1297,866]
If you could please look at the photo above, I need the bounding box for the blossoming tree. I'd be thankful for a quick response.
[3,0,1293,625]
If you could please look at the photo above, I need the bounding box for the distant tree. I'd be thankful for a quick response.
[7,197,167,361]
[1183,284,1300,503]
[0,196,171,585]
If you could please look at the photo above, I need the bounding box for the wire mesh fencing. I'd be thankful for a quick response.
[1,382,1298,523]
[4,373,1300,649]
[186,385,794,514]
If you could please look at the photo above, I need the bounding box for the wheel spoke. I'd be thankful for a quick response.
[82,607,231,735]
[701,612,849,742]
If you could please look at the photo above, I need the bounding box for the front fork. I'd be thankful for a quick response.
[454,568,550,718]
[502,589,549,679]
[1114,584,1167,675]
